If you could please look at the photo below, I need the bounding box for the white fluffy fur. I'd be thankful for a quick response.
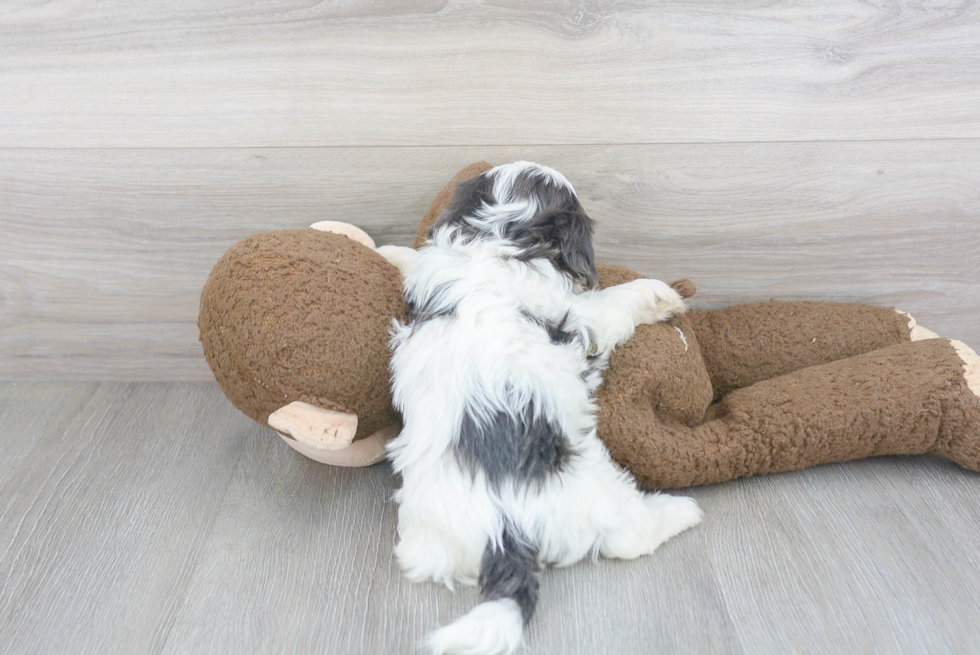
[380,162,702,655]
[426,599,524,655]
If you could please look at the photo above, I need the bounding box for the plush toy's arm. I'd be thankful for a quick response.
[375,245,421,278]
[573,279,687,354]
[600,338,980,489]
[687,301,931,399]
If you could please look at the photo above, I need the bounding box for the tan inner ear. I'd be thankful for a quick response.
[309,221,377,249]
[276,425,398,467]
[268,401,358,451]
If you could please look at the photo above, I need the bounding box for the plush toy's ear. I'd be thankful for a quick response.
[268,401,358,451]
[309,221,376,248]
[277,426,399,467]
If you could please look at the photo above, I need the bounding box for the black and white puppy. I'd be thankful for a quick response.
[376,162,702,655]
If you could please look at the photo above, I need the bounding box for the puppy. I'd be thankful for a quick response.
[377,162,702,655]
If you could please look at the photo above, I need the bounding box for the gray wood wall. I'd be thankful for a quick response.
[2,1,978,381]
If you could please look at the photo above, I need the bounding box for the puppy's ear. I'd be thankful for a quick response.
[554,208,599,290]
[428,173,495,239]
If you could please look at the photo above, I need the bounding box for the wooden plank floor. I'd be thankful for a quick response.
[2,382,979,654]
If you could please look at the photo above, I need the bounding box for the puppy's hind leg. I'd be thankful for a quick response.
[599,491,703,561]
[533,439,701,566]
[393,461,497,589]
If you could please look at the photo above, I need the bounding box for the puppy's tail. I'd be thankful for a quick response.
[427,525,539,655]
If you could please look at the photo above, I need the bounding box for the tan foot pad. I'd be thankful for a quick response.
[896,309,940,341]
[951,340,980,398]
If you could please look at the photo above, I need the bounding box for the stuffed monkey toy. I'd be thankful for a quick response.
[199,163,980,488]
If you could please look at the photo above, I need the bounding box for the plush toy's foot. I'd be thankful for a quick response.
[892,314,978,471]
[952,339,980,398]
[929,339,980,473]
[896,309,940,341]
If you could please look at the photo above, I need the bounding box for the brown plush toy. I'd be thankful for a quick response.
[199,163,980,488]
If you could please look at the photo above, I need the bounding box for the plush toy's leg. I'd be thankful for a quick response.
[687,301,923,398]
[932,340,980,471]
[896,309,941,341]
[600,338,980,489]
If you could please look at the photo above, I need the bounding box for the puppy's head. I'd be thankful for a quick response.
[430,161,599,290]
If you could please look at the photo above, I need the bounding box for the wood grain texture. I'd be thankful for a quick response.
[1,1,979,147]
[704,461,980,654]
[1,382,979,654]
[0,383,249,655]
[2,142,978,380]
[0,383,97,488]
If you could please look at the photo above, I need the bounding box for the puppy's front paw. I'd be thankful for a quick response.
[630,278,687,325]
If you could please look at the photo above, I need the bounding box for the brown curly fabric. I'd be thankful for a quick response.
[688,301,912,399]
[199,229,407,441]
[600,338,980,489]
[595,265,714,428]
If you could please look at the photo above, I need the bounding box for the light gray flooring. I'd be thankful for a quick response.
[2,382,979,654]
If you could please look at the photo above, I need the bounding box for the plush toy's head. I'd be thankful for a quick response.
[199,228,407,462]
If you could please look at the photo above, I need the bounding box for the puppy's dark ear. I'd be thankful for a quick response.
[428,173,495,239]
[554,209,599,290]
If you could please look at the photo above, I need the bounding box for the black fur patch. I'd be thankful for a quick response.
[428,166,599,289]
[480,524,540,624]
[426,173,495,242]
[456,399,575,488]
[503,193,598,290]
[521,309,574,345]
[406,282,457,325]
